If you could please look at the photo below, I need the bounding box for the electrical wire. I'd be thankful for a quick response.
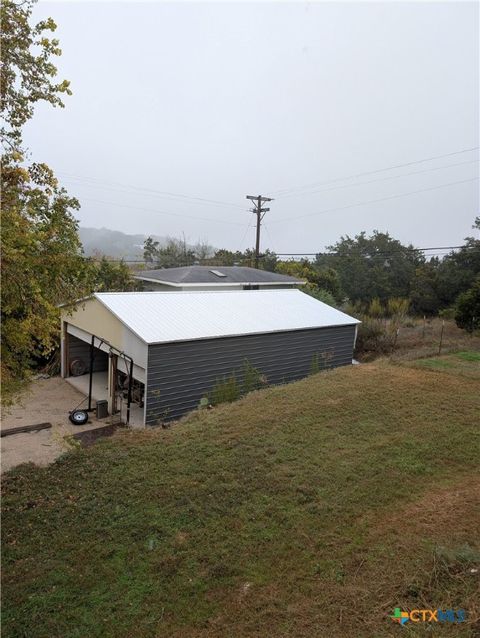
[94,244,475,264]
[56,171,246,211]
[266,146,479,197]
[273,159,479,201]
[79,196,246,226]
[269,177,479,224]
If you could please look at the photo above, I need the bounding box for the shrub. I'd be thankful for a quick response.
[242,359,263,394]
[301,284,337,307]
[355,317,395,357]
[368,297,383,318]
[310,354,320,375]
[387,297,410,319]
[455,277,480,332]
[209,374,240,406]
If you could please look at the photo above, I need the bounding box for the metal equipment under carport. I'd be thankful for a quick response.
[68,334,137,426]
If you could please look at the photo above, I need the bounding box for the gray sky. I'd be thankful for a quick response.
[27,1,479,254]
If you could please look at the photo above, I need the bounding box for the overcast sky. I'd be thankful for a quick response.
[27,1,479,255]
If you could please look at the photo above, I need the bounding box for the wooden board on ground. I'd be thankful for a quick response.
[1,423,52,438]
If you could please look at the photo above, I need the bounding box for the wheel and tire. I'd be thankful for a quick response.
[70,358,87,376]
[69,410,89,425]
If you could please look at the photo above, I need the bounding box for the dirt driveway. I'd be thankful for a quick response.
[1,377,108,473]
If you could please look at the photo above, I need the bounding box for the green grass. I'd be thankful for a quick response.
[2,354,480,638]
[410,350,480,379]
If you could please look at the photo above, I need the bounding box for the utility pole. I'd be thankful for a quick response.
[246,195,273,268]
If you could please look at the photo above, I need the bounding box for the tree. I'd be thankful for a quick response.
[1,0,90,387]
[436,218,480,307]
[276,259,342,300]
[300,284,337,307]
[143,235,195,268]
[143,236,160,265]
[1,162,92,380]
[1,0,71,153]
[193,240,214,262]
[93,257,140,292]
[455,276,480,332]
[410,259,441,315]
[316,231,423,303]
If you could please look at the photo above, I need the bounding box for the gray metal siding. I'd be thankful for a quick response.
[145,325,356,424]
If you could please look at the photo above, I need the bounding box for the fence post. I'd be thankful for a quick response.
[393,327,399,351]
[422,315,426,340]
[438,319,445,355]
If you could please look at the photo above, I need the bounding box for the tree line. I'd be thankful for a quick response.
[142,225,480,326]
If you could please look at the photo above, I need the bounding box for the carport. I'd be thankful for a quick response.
[61,299,147,427]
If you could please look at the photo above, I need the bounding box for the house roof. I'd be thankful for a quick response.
[93,290,359,345]
[134,265,305,287]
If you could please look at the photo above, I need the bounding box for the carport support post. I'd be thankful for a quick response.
[126,359,134,425]
[88,335,95,412]
[108,353,116,416]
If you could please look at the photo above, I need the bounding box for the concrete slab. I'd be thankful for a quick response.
[1,376,142,473]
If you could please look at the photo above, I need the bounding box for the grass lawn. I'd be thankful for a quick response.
[2,352,480,637]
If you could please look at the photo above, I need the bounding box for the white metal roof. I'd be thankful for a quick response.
[94,290,360,345]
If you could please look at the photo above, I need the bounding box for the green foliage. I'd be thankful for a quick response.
[0,0,94,387]
[242,359,263,394]
[355,318,395,357]
[455,276,480,332]
[92,257,140,292]
[310,353,320,375]
[438,306,456,321]
[1,0,72,152]
[386,297,410,319]
[143,235,196,268]
[412,219,480,315]
[368,297,383,318]
[208,374,240,406]
[276,259,341,300]
[301,284,337,306]
[143,240,277,271]
[205,248,277,271]
[208,360,266,406]
[316,231,423,304]
[1,162,93,382]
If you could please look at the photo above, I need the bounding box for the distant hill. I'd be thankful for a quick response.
[78,227,169,261]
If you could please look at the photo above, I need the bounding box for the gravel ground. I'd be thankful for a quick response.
[1,377,109,473]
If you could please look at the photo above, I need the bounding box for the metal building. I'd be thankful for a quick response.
[61,290,359,426]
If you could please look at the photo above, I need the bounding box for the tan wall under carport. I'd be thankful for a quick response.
[62,298,124,349]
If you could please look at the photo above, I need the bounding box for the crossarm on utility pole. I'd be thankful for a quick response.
[246,195,273,269]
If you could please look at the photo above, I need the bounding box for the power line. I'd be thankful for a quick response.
[272,245,466,255]
[57,171,246,211]
[270,177,479,224]
[238,218,255,253]
[273,159,479,201]
[262,223,277,255]
[79,196,246,226]
[90,244,473,264]
[267,146,479,197]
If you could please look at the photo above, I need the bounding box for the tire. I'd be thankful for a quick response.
[70,358,86,376]
[69,410,89,426]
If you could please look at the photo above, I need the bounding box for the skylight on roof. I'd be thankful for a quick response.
[209,269,227,277]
